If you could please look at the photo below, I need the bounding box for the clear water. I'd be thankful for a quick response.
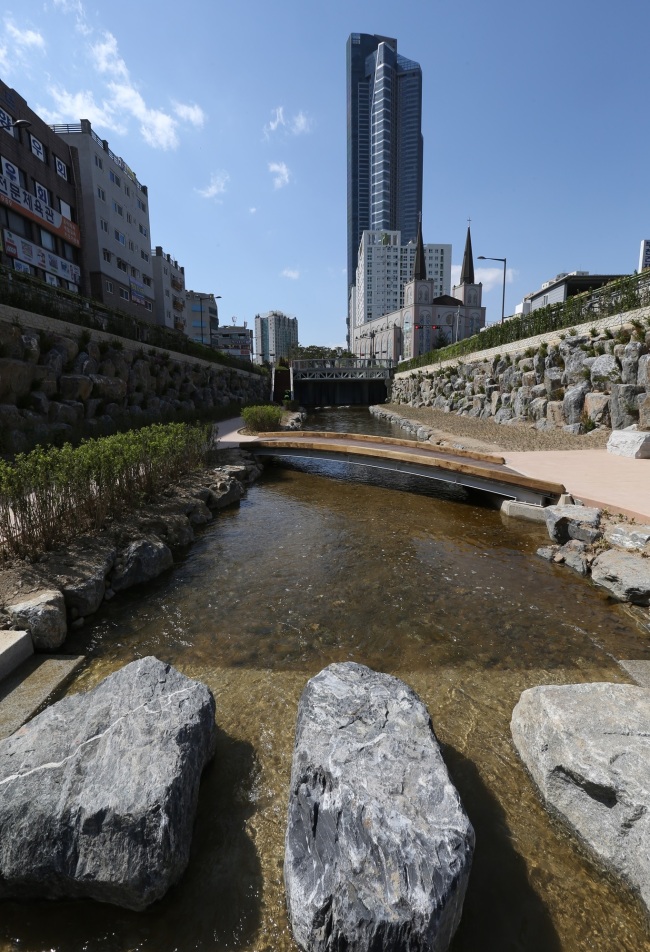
[2,409,649,951]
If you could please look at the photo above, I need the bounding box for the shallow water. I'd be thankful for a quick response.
[2,409,650,951]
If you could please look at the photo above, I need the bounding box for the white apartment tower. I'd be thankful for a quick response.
[152,246,186,331]
[55,120,154,318]
[352,229,451,332]
[255,311,299,364]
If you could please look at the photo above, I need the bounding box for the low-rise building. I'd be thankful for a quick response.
[211,322,253,360]
[0,82,82,291]
[516,271,624,315]
[184,290,219,346]
[152,246,185,331]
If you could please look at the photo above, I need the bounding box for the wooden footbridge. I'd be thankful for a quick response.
[243,431,566,506]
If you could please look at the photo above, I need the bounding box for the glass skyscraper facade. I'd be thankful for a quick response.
[346,34,423,307]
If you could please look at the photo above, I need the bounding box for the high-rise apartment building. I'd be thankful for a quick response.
[254,311,298,364]
[55,120,154,319]
[346,34,423,310]
[352,230,451,330]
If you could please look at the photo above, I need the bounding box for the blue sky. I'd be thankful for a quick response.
[2,0,649,347]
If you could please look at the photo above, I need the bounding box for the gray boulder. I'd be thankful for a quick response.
[0,656,216,909]
[511,682,650,914]
[562,384,588,425]
[544,505,602,544]
[110,537,173,592]
[610,384,642,430]
[590,354,621,391]
[39,538,116,618]
[284,662,474,952]
[557,539,589,575]
[605,524,650,551]
[7,589,67,651]
[591,549,650,604]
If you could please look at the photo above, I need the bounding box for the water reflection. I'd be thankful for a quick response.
[1,410,649,951]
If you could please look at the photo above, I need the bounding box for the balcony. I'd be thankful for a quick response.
[171,277,183,291]
[172,296,184,312]
[174,318,186,331]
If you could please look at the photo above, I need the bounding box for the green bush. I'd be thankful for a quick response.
[0,423,209,560]
[241,405,283,433]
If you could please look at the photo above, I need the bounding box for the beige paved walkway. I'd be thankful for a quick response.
[504,450,650,522]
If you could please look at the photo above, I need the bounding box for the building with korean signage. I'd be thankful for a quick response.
[54,119,154,320]
[0,82,82,292]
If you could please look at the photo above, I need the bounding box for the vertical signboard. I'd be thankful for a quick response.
[639,239,650,273]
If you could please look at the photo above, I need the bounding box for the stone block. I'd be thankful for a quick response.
[607,428,650,459]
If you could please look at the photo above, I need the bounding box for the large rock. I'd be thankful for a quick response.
[285,662,474,952]
[0,656,216,909]
[6,589,67,650]
[607,427,650,459]
[590,353,621,391]
[110,537,173,592]
[544,504,602,544]
[609,384,642,430]
[591,549,650,604]
[511,682,650,914]
[605,523,650,551]
[39,539,117,618]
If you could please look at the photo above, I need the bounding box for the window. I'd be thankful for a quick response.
[145,301,152,312]
[103,249,111,262]
[100,218,109,233]
[163,267,168,275]
[165,289,170,297]
[143,275,152,287]
[126,212,132,224]
[137,197,146,212]
[105,280,114,293]
[139,223,147,237]
[59,198,72,221]
[61,241,75,262]
[95,154,103,169]
[114,229,125,245]
[112,201,123,216]
[141,250,149,262]
[130,266,138,277]
[119,288,129,300]
[128,239,135,251]
[109,170,121,186]
[34,181,51,206]
[40,229,56,252]
[117,258,128,273]
[97,186,106,201]
[124,185,130,197]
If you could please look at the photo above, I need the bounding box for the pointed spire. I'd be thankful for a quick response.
[460,225,475,285]
[412,213,426,280]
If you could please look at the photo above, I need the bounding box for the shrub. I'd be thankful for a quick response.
[241,405,283,433]
[0,423,209,560]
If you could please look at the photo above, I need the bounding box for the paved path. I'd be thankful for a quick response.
[504,450,650,522]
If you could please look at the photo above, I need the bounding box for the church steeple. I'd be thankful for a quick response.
[412,214,426,280]
[460,226,475,285]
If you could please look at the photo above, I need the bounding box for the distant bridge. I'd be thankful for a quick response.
[245,431,565,506]
[289,359,394,405]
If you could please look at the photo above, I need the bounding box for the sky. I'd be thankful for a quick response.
[2,0,649,348]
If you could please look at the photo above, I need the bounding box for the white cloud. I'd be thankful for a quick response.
[290,110,311,135]
[269,161,290,189]
[451,265,516,293]
[172,101,205,127]
[281,268,300,280]
[196,170,230,200]
[249,207,257,214]
[264,106,312,138]
[40,86,124,131]
[91,32,129,80]
[108,81,178,149]
[0,45,8,73]
[53,0,85,13]
[5,19,45,49]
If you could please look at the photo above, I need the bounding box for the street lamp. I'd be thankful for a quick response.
[478,255,507,324]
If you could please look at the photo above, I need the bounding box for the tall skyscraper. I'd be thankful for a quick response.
[346,34,423,307]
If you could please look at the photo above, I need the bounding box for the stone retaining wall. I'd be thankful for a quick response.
[0,304,267,454]
[390,309,650,433]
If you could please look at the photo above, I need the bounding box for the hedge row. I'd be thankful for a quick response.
[0,423,210,560]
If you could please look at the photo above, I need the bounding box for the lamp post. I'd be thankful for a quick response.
[478,255,507,324]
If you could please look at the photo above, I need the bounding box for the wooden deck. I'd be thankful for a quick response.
[243,431,566,506]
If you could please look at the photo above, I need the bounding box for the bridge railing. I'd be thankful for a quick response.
[291,358,393,370]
